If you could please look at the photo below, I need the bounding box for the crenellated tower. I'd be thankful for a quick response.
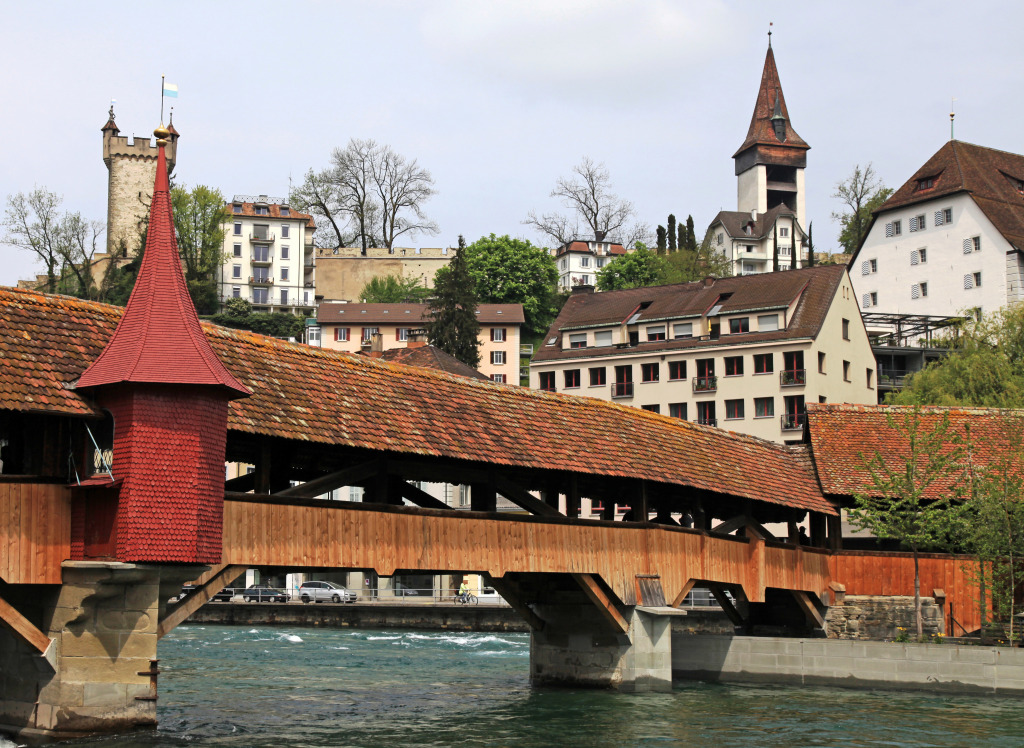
[101,106,179,256]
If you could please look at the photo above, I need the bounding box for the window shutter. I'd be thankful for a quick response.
[396,328,401,341]
[910,250,919,265]
[934,210,944,226]
[861,261,870,275]
[862,294,871,308]
[334,327,340,342]
[911,284,920,299]
[490,328,495,341]
[885,222,893,237]
[909,216,918,232]
[963,274,974,290]
[963,239,973,254]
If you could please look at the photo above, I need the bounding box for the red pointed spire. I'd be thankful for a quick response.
[78,126,249,398]
[733,45,809,158]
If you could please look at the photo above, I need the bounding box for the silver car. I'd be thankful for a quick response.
[298,581,357,604]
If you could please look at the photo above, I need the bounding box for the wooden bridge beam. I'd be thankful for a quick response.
[571,573,628,633]
[158,564,248,639]
[486,576,545,631]
[0,594,51,657]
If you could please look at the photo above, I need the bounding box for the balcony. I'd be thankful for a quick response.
[695,417,718,428]
[251,253,273,265]
[878,369,910,389]
[520,343,534,357]
[692,376,717,393]
[780,369,806,387]
[250,232,276,244]
[304,258,315,268]
[611,382,634,399]
[249,276,274,286]
[781,412,806,431]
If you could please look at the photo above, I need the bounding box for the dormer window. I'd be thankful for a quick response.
[232,204,242,214]
[917,176,936,191]
[280,207,290,216]
[255,206,269,216]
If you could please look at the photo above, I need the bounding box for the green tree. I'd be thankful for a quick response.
[596,247,668,291]
[667,214,677,251]
[438,233,558,336]
[656,225,667,253]
[661,229,733,284]
[849,408,967,638]
[171,184,230,314]
[684,215,696,252]
[806,222,815,267]
[211,297,306,340]
[832,163,893,255]
[359,274,431,303]
[427,236,481,367]
[772,223,780,271]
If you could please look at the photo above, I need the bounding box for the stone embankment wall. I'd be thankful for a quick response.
[825,595,944,640]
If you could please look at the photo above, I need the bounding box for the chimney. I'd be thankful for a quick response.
[572,284,595,295]
[407,329,428,348]
[703,277,716,287]
[370,332,384,355]
[751,208,758,221]
[594,230,606,242]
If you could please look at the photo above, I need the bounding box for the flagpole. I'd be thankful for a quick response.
[161,74,165,123]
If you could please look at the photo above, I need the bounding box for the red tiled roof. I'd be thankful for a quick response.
[556,241,626,256]
[229,202,315,230]
[807,403,1023,499]
[733,45,809,158]
[376,345,490,380]
[317,303,525,326]
[76,141,249,398]
[0,286,833,516]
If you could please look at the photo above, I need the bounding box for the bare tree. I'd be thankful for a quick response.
[58,213,106,300]
[371,145,439,250]
[331,138,382,253]
[3,188,64,291]
[524,157,646,247]
[831,163,892,255]
[290,167,353,249]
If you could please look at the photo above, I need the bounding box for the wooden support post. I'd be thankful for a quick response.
[566,474,580,519]
[826,514,842,551]
[158,564,248,639]
[791,590,825,629]
[0,594,51,656]
[571,573,629,633]
[671,579,697,608]
[787,521,799,544]
[493,478,559,516]
[396,481,452,510]
[254,441,273,494]
[810,512,826,547]
[601,500,615,521]
[273,460,382,500]
[470,482,497,513]
[486,576,545,631]
[692,503,708,531]
[634,480,649,522]
[708,584,746,628]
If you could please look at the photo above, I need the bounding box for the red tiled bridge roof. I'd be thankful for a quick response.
[0,286,834,516]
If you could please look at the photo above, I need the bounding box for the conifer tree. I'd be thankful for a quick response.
[427,235,481,367]
[656,225,667,253]
[806,222,815,267]
[677,222,686,252]
[667,214,677,251]
[685,215,697,251]
[772,223,780,272]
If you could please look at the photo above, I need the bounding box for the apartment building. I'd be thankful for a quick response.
[851,140,1024,320]
[530,265,876,444]
[553,235,626,289]
[314,303,524,382]
[219,195,316,315]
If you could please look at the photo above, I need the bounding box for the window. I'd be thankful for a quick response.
[911,247,927,265]
[594,330,613,347]
[724,356,743,376]
[668,361,686,380]
[669,403,687,419]
[641,362,659,382]
[234,222,242,236]
[232,286,241,298]
[253,288,268,304]
[754,397,774,418]
[935,207,952,225]
[673,323,693,339]
[560,259,567,270]
[492,351,506,365]
[910,214,925,232]
[334,327,350,342]
[255,206,269,216]
[252,266,270,282]
[725,399,744,420]
[892,220,901,236]
[782,351,805,385]
[307,326,321,344]
[569,333,587,349]
[867,369,874,388]
[491,374,507,383]
[281,245,289,260]
[253,245,270,262]
[779,246,791,256]
[696,401,716,426]
[281,267,289,281]
[754,353,773,374]
[580,256,590,267]
[280,289,288,305]
[232,264,241,279]
[613,365,633,398]
[564,369,581,388]
[716,233,724,245]
[641,404,661,414]
[862,292,878,308]
[577,275,589,285]
[282,225,290,239]
[818,351,826,374]
[280,208,290,217]
[843,360,851,382]
[842,318,850,340]
[232,204,242,213]
[647,325,666,341]
[362,327,379,341]
[779,227,789,237]
[729,317,749,334]
[965,272,981,289]
[596,258,605,268]
[491,328,506,342]
[589,367,606,387]
[397,328,410,341]
[233,243,242,257]
[757,314,779,331]
[914,282,928,298]
[539,372,556,392]
[917,176,935,191]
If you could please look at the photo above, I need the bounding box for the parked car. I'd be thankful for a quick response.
[176,585,236,603]
[242,584,288,603]
[393,582,420,596]
[298,581,357,603]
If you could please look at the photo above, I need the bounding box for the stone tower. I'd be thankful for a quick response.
[101,106,179,256]
[733,41,809,227]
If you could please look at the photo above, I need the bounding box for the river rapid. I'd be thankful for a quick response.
[28,625,1024,747]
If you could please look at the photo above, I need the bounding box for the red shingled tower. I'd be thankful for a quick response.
[76,124,249,564]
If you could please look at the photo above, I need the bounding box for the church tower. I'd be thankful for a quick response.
[733,40,809,227]
[101,106,179,256]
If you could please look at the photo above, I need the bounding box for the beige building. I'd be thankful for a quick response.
[314,302,524,382]
[553,236,626,289]
[315,246,453,302]
[530,265,876,444]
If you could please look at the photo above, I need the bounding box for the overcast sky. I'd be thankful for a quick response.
[2,0,1021,286]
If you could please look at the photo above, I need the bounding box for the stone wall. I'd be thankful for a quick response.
[825,595,943,640]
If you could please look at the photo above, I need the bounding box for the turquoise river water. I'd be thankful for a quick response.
[27,624,1024,747]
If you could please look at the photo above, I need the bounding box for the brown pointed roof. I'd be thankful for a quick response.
[101,107,119,133]
[733,45,809,158]
[76,132,249,398]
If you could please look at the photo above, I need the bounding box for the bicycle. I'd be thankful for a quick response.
[455,592,478,605]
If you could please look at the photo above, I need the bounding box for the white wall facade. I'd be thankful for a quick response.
[713,214,808,276]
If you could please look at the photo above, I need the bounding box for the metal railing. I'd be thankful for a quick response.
[692,375,717,393]
[250,232,276,243]
[519,343,534,356]
[781,412,806,431]
[694,417,718,427]
[611,381,634,398]
[251,253,273,264]
[249,276,274,285]
[780,369,806,386]
[878,369,910,387]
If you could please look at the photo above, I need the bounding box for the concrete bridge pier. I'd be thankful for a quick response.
[529,603,686,693]
[0,561,204,743]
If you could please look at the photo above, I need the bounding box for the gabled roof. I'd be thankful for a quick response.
[0,286,834,516]
[229,201,315,230]
[871,140,1024,250]
[556,240,627,256]
[710,204,801,240]
[807,403,1024,499]
[76,135,249,398]
[376,345,490,380]
[733,44,809,158]
[317,303,525,326]
[533,265,845,362]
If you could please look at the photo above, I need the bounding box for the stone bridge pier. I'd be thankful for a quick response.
[0,561,203,743]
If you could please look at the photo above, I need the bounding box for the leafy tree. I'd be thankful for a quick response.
[667,214,677,251]
[171,184,229,314]
[849,407,967,639]
[359,275,431,303]
[524,157,648,248]
[437,234,558,337]
[832,163,893,255]
[662,229,733,283]
[210,298,306,340]
[596,248,669,291]
[427,236,481,367]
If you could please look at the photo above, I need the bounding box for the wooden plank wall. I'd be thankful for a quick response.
[829,551,982,634]
[222,500,832,605]
[0,482,70,585]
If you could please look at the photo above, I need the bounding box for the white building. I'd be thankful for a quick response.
[707,41,811,276]
[530,265,876,445]
[851,141,1024,320]
[554,236,626,289]
[218,195,317,315]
